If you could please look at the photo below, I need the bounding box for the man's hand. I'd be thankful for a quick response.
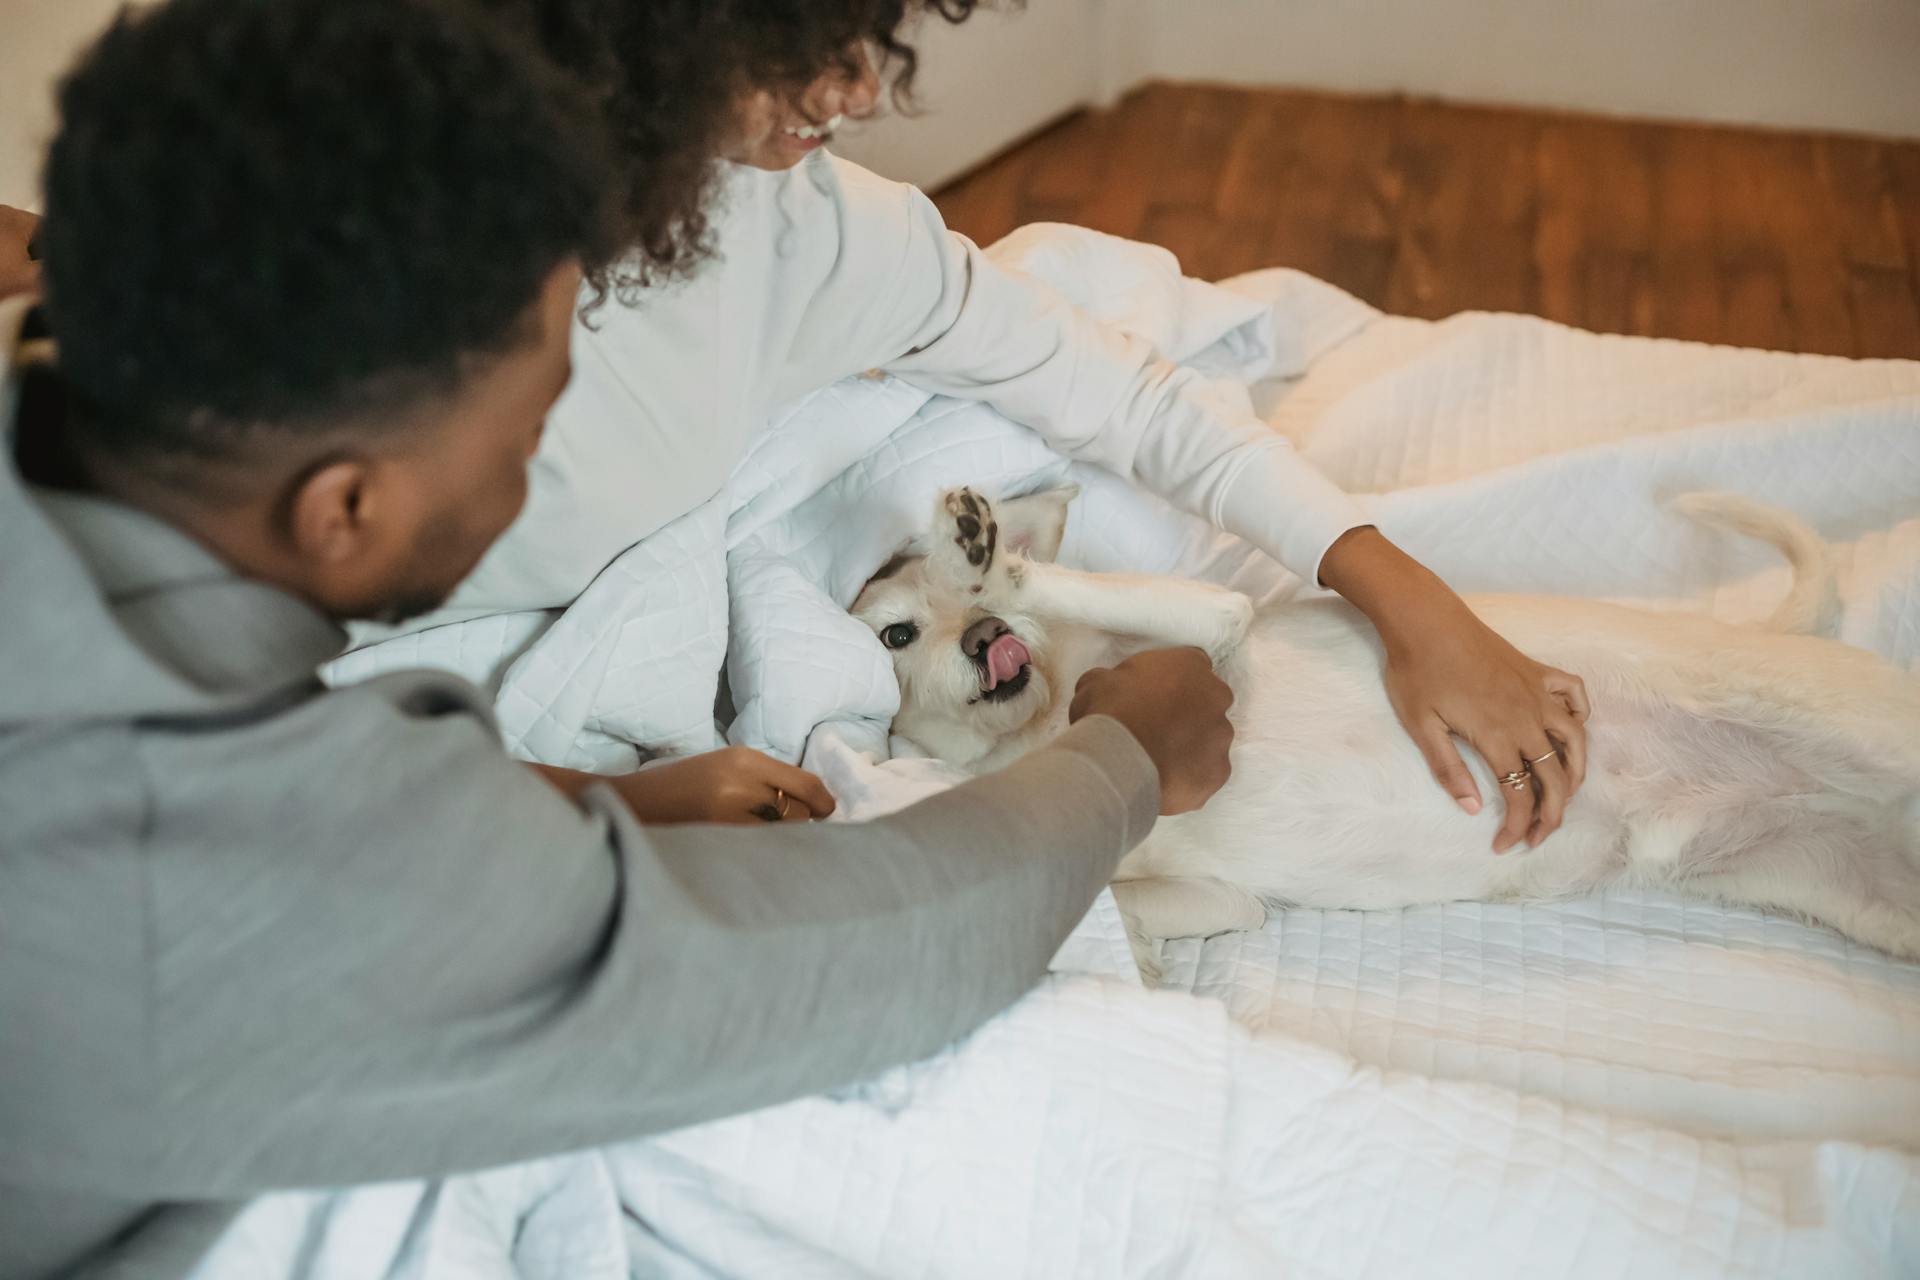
[1321,526,1590,854]
[0,205,41,302]
[1068,646,1235,815]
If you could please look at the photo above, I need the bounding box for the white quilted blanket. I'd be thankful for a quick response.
[256,227,1920,1279]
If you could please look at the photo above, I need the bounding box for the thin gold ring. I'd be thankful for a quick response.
[774,788,790,819]
[1528,749,1559,766]
[1496,768,1531,792]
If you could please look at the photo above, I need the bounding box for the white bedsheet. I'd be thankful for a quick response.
[257,226,1920,1279]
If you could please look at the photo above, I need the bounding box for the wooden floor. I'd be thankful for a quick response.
[932,84,1920,360]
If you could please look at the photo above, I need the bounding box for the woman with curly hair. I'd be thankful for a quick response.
[472,0,976,287]
[442,0,1592,852]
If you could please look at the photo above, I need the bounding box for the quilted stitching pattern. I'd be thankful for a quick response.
[323,610,555,694]
[602,976,1916,1280]
[1157,892,1920,1148]
[1280,313,1920,649]
[495,497,731,770]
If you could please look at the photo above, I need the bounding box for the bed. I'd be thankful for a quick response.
[212,224,1920,1279]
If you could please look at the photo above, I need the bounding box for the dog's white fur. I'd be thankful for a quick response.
[852,485,1920,975]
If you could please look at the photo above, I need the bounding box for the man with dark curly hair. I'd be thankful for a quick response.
[0,1,1238,1276]
[424,0,1595,855]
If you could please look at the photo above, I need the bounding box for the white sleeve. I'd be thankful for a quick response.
[794,158,1369,582]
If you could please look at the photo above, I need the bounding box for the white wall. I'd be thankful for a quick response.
[831,0,1102,191]
[5,0,1916,208]
[840,0,1920,187]
[0,0,134,209]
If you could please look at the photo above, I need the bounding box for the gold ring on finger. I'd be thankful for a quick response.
[775,788,790,819]
[1528,749,1558,766]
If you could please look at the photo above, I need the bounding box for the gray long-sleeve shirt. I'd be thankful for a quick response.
[0,312,1161,1279]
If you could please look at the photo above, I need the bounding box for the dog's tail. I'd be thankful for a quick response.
[1673,491,1839,636]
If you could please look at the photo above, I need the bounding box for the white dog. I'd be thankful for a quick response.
[852,485,1920,973]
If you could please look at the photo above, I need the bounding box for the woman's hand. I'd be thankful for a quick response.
[1320,527,1590,853]
[606,746,838,825]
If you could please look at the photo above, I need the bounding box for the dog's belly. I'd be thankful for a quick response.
[1111,599,1826,910]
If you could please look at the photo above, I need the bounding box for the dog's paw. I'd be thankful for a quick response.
[1177,586,1255,663]
[936,486,999,581]
[1209,592,1255,662]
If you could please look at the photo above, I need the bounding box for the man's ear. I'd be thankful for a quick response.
[996,485,1078,562]
[286,456,378,566]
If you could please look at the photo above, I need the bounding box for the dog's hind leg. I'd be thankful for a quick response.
[1678,817,1920,960]
[1113,875,1269,937]
[1112,876,1269,984]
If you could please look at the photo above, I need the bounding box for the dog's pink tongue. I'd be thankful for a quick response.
[985,634,1030,688]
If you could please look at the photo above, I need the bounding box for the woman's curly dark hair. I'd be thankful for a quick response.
[39,0,617,452]
[486,0,991,296]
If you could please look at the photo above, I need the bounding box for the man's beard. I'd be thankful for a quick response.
[367,585,453,627]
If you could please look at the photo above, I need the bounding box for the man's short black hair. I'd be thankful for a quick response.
[38,0,615,455]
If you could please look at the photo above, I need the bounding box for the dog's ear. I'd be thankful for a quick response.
[997,485,1078,563]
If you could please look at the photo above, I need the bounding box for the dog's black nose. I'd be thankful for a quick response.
[962,615,1009,658]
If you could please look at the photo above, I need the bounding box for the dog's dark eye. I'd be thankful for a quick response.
[881,622,918,650]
